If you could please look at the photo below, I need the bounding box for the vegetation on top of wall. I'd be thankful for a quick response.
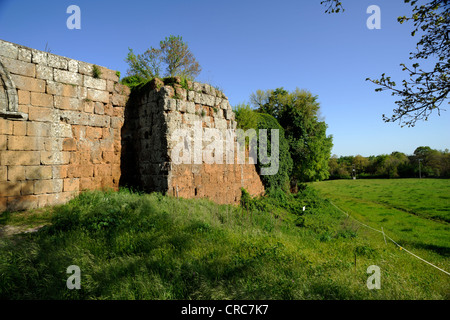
[125,35,201,81]
[92,65,102,79]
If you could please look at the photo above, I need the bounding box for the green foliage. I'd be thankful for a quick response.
[252,88,333,184]
[120,75,151,90]
[234,103,258,130]
[125,35,201,85]
[255,113,293,192]
[125,47,162,80]
[92,65,102,79]
[160,35,201,78]
[234,104,293,192]
[115,71,121,79]
[328,147,450,179]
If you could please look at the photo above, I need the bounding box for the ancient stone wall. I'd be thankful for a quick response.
[0,39,264,212]
[0,39,129,212]
[121,78,265,204]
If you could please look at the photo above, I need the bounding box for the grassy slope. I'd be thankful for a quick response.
[0,187,449,300]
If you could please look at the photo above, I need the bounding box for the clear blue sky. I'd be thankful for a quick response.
[0,0,448,157]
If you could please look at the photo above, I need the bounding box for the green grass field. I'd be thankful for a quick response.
[311,179,450,275]
[0,183,449,300]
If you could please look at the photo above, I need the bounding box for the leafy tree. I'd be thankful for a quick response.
[353,154,369,172]
[234,103,258,130]
[125,47,162,79]
[250,88,288,119]
[159,35,201,78]
[234,104,293,192]
[252,88,333,184]
[321,0,450,127]
[124,35,201,83]
[328,147,448,179]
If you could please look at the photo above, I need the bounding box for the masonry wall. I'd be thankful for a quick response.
[122,78,265,204]
[0,39,264,212]
[0,39,129,212]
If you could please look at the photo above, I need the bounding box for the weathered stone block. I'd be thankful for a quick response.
[78,61,92,75]
[40,151,70,165]
[28,106,54,122]
[31,49,48,65]
[36,65,53,80]
[94,102,105,115]
[54,96,81,111]
[17,90,30,105]
[7,135,44,151]
[34,179,63,194]
[94,164,111,177]
[86,127,102,140]
[7,166,25,181]
[11,74,45,93]
[27,122,51,137]
[13,121,27,136]
[87,88,109,103]
[62,138,77,151]
[0,41,18,59]
[0,151,41,166]
[0,181,22,196]
[47,54,68,69]
[54,69,82,86]
[0,166,6,181]
[63,178,80,192]
[89,114,110,127]
[84,76,107,90]
[25,166,52,180]
[31,92,53,107]
[111,93,127,107]
[68,60,79,73]
[0,56,35,77]
[111,117,124,129]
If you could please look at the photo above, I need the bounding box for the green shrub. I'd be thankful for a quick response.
[121,75,148,89]
[255,113,293,192]
[92,65,102,79]
[234,104,293,192]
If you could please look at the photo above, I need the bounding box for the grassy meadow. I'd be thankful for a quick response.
[0,182,449,300]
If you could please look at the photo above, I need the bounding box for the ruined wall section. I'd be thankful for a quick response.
[0,39,129,212]
[124,78,265,204]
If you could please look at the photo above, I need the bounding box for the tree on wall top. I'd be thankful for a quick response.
[125,35,201,83]
[321,0,449,127]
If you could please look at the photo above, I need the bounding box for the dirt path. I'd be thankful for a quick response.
[0,225,46,237]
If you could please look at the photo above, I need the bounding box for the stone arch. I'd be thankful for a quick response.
[0,60,26,119]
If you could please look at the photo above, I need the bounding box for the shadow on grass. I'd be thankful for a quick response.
[406,241,450,258]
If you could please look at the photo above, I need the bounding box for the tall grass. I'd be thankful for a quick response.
[0,187,448,300]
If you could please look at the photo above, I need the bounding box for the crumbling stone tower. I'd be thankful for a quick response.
[121,77,264,204]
